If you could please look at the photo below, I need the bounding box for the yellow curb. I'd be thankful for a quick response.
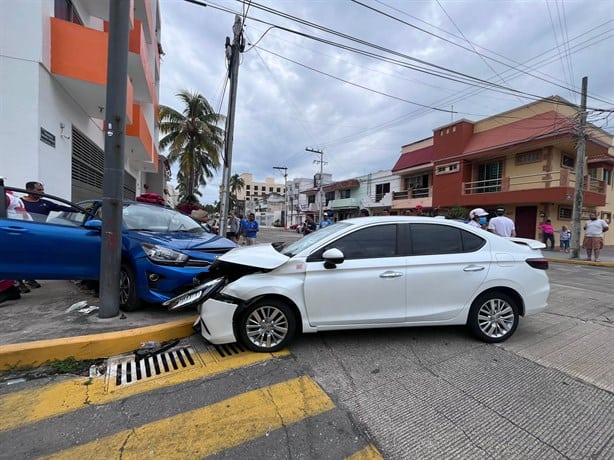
[0,317,197,371]
[547,258,614,268]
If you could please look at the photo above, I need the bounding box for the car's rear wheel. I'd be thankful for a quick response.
[237,299,296,352]
[468,291,519,343]
[119,264,141,311]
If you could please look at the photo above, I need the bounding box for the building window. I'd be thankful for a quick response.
[603,169,612,185]
[435,162,459,175]
[308,195,315,204]
[375,183,390,202]
[562,154,575,169]
[246,191,250,196]
[405,174,429,198]
[276,187,281,193]
[339,189,351,199]
[558,206,572,220]
[254,185,258,191]
[269,187,274,192]
[476,161,502,193]
[516,150,541,164]
[246,184,250,190]
[325,191,335,202]
[588,168,598,179]
[55,0,83,24]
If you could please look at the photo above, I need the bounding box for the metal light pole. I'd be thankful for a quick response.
[273,166,288,228]
[305,147,324,222]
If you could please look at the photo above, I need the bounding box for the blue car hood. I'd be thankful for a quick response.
[130,230,236,251]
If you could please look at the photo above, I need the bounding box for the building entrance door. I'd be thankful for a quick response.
[515,206,537,239]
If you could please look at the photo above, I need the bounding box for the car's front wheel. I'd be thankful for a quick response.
[468,291,519,343]
[237,299,296,352]
[119,264,141,311]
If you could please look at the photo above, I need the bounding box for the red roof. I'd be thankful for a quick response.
[392,145,434,172]
[462,110,575,155]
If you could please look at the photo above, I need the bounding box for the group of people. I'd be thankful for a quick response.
[188,208,260,245]
[468,207,609,261]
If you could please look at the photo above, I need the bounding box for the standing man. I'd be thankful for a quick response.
[302,215,317,235]
[22,182,75,222]
[468,208,489,229]
[227,211,240,243]
[319,212,333,229]
[583,212,609,262]
[487,207,516,237]
[244,212,259,245]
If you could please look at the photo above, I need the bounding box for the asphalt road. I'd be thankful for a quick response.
[0,237,612,459]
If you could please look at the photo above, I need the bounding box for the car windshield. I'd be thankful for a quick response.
[122,203,205,233]
[281,222,352,256]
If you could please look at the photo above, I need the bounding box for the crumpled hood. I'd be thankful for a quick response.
[218,243,290,269]
[130,230,236,251]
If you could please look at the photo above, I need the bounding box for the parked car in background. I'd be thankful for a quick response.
[165,216,550,352]
[0,186,237,310]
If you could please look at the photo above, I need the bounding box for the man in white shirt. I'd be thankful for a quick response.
[487,207,516,237]
[583,212,609,261]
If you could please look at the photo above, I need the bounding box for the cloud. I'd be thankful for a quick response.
[159,0,614,204]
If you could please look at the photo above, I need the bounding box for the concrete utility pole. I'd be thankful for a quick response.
[273,166,288,228]
[219,15,244,236]
[570,76,588,260]
[99,0,131,318]
[305,147,325,222]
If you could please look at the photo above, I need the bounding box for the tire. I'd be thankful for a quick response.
[467,291,519,343]
[237,299,297,352]
[119,264,142,311]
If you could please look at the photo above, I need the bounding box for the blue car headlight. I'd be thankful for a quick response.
[141,243,189,265]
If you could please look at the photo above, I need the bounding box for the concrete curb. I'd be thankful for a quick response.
[547,258,614,268]
[0,317,197,371]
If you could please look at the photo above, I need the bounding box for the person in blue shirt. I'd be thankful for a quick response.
[319,212,333,228]
[244,212,259,245]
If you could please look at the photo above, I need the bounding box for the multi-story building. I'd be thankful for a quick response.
[0,0,165,202]
[391,96,614,242]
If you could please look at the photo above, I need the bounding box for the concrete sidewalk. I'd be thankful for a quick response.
[0,229,611,371]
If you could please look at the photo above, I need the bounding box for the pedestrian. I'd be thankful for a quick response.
[4,190,31,293]
[582,212,609,262]
[227,211,240,243]
[319,212,333,229]
[243,212,260,245]
[557,225,571,253]
[414,205,424,216]
[538,219,555,250]
[487,207,516,237]
[302,215,317,235]
[359,208,370,217]
[176,194,203,216]
[238,213,248,245]
[191,209,212,232]
[21,182,75,223]
[467,208,489,229]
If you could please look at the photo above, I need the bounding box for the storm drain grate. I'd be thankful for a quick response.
[105,346,202,390]
[213,342,246,358]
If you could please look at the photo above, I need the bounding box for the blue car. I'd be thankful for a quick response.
[0,187,237,310]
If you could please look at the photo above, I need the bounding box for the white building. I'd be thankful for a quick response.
[0,0,165,202]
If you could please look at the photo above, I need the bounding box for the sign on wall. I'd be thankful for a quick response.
[40,127,56,148]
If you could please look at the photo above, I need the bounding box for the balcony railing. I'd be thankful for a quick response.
[392,187,431,200]
[463,170,606,195]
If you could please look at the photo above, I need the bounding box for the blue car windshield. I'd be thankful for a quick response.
[122,203,205,233]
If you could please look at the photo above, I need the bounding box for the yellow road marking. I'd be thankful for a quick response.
[0,348,287,432]
[347,444,384,460]
[44,376,334,459]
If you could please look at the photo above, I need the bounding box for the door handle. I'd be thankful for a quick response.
[1,226,28,233]
[463,265,485,272]
[380,271,403,278]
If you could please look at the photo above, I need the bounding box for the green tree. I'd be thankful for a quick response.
[228,173,245,211]
[158,90,225,201]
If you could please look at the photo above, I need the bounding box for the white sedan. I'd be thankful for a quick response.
[165,216,550,352]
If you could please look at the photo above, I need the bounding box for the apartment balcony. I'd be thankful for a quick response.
[80,1,155,44]
[391,187,433,210]
[50,18,133,120]
[126,104,157,172]
[128,20,154,103]
[461,170,606,207]
[327,197,361,210]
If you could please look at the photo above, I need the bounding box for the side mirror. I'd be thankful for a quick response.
[322,248,344,269]
[84,219,102,230]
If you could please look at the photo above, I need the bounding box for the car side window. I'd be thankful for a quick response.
[309,224,398,261]
[409,223,485,255]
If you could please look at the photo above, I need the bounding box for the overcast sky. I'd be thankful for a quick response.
[159,0,614,204]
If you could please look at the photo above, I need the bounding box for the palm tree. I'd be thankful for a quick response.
[228,174,245,212]
[159,90,225,201]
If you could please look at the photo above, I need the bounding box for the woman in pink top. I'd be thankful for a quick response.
[538,219,555,250]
